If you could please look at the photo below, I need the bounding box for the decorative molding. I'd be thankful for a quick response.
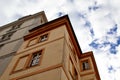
[10,49,45,74]
[80,71,94,76]
[80,51,101,80]
[16,36,64,55]
[25,32,50,48]
[26,37,38,47]
[10,63,62,80]
[11,54,30,74]
[0,52,15,59]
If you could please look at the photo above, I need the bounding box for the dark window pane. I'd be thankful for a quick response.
[30,51,42,67]
[82,61,90,70]
[40,34,48,42]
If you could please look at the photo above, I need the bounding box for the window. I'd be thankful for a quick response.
[0,32,13,42]
[29,50,42,67]
[8,24,22,32]
[82,60,90,71]
[40,34,48,42]
[11,50,43,74]
[12,25,20,29]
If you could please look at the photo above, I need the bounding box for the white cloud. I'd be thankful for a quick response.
[94,50,112,80]
[74,0,94,12]
[0,0,120,80]
[88,10,115,38]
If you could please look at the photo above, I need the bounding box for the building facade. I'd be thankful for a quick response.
[0,11,48,76]
[0,13,100,80]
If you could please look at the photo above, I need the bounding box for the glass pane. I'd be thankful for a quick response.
[40,34,48,42]
[82,61,90,70]
[30,51,42,67]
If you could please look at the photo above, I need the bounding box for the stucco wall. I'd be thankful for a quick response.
[0,25,66,80]
[79,55,98,80]
[18,68,61,80]
[0,12,47,77]
[0,55,13,75]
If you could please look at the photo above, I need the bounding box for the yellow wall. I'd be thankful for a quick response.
[17,68,61,80]
[62,27,82,80]
[0,23,99,80]
[79,54,98,80]
[0,25,67,80]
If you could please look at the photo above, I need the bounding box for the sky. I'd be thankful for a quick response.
[0,0,120,80]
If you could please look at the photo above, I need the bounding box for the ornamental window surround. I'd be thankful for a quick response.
[39,34,48,42]
[0,32,14,42]
[82,60,90,71]
[29,50,43,67]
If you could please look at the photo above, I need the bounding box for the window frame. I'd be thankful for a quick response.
[28,50,43,67]
[39,33,49,42]
[0,32,14,42]
[26,33,49,48]
[10,49,44,74]
[80,59,91,71]
[8,23,22,32]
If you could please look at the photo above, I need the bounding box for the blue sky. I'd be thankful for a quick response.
[0,0,120,80]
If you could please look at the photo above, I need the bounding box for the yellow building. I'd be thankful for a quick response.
[0,15,100,80]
